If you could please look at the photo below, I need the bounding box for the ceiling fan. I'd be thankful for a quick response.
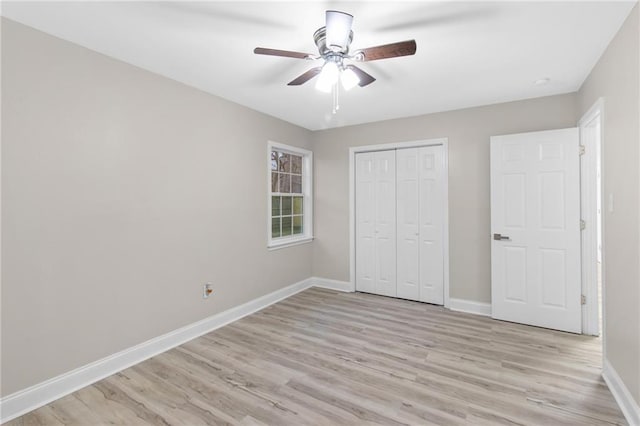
[254,10,417,92]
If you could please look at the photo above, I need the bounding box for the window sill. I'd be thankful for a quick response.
[268,237,314,251]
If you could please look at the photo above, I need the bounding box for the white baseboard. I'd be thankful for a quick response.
[448,298,492,317]
[0,278,314,424]
[602,358,640,425]
[311,277,353,292]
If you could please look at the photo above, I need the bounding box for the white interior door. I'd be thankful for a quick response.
[374,151,397,297]
[396,146,445,304]
[490,128,582,333]
[396,148,420,300]
[418,146,445,304]
[356,150,396,297]
[355,153,376,294]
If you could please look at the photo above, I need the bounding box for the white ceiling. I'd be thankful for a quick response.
[2,1,636,130]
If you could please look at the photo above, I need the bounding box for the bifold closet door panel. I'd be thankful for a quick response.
[396,148,420,301]
[355,153,376,294]
[356,151,396,296]
[355,150,396,297]
[373,150,397,297]
[419,145,445,304]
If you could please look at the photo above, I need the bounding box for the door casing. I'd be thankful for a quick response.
[579,98,605,339]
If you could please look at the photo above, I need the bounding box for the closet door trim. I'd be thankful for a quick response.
[349,138,450,308]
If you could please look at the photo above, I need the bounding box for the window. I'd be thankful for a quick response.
[268,141,313,248]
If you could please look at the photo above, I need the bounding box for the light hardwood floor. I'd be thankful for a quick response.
[8,288,626,425]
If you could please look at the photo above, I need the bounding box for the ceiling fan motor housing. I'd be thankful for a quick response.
[313,27,353,56]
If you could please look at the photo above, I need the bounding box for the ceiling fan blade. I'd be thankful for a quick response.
[356,40,417,61]
[254,47,314,60]
[346,65,376,87]
[325,10,353,50]
[287,67,322,86]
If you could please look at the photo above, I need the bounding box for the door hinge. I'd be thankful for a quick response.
[581,295,586,305]
[580,219,586,230]
[579,145,586,156]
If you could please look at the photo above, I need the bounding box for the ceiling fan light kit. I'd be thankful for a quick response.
[315,60,340,93]
[254,10,417,113]
[340,67,360,91]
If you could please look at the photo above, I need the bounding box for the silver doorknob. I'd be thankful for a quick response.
[493,233,511,241]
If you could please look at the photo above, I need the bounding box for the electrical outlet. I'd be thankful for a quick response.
[203,283,213,299]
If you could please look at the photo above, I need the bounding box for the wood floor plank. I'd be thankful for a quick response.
[7,288,627,425]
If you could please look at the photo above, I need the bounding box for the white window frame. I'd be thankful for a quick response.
[267,141,313,249]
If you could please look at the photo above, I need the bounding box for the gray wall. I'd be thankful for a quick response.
[1,19,313,396]
[578,4,640,405]
[312,94,577,303]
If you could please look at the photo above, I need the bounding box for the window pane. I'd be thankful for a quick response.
[271,172,279,192]
[278,153,291,172]
[291,175,302,193]
[282,196,292,215]
[270,151,278,170]
[293,196,303,214]
[293,215,303,235]
[282,216,292,236]
[271,196,280,216]
[279,173,290,193]
[271,217,281,238]
[291,155,302,174]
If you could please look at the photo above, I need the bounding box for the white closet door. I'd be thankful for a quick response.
[419,146,444,304]
[356,147,443,303]
[355,150,396,296]
[396,148,420,300]
[355,153,376,294]
[374,151,397,297]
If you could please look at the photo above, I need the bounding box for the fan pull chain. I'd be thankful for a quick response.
[332,83,340,114]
